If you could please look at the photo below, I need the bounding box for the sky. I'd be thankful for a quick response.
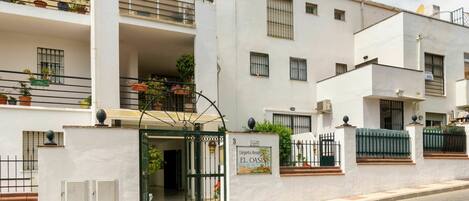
[373,0,469,13]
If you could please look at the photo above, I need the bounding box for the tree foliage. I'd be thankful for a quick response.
[254,121,292,165]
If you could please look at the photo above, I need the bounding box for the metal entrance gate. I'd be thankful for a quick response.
[140,127,226,201]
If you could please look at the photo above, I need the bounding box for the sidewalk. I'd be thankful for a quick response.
[329,180,469,201]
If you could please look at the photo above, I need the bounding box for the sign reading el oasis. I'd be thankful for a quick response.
[236,146,272,175]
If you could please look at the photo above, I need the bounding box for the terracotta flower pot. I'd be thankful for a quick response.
[131,83,148,92]
[153,102,163,111]
[171,85,190,95]
[19,96,32,106]
[33,0,47,8]
[0,96,7,105]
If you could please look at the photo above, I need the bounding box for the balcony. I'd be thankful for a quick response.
[0,0,90,14]
[119,0,195,26]
[456,79,469,108]
[317,64,425,101]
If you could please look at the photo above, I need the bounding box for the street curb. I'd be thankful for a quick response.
[379,183,469,201]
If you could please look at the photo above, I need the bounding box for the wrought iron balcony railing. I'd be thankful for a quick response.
[119,0,195,26]
[120,76,196,113]
[1,0,90,14]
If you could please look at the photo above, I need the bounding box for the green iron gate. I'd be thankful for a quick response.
[139,128,226,201]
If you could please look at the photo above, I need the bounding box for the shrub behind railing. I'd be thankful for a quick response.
[423,127,466,153]
[356,128,410,159]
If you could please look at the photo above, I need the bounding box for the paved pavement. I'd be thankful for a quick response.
[329,180,469,201]
[400,188,469,201]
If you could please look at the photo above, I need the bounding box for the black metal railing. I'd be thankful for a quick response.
[450,8,469,27]
[356,128,411,159]
[423,127,467,153]
[119,0,195,25]
[0,70,91,109]
[23,131,64,170]
[120,76,196,113]
[281,139,341,167]
[0,155,38,193]
[1,0,90,14]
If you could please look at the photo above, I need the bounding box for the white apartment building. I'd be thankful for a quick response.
[0,0,468,201]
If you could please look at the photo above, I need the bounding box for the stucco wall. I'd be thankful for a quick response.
[38,127,139,201]
[217,0,396,131]
[0,106,91,155]
[227,127,469,201]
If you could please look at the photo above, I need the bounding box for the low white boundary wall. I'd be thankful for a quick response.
[227,123,469,201]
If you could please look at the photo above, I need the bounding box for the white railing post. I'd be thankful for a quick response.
[335,116,357,173]
[405,115,424,163]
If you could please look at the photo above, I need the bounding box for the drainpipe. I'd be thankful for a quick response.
[416,34,424,71]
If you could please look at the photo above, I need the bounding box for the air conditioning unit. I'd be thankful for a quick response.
[425,71,434,81]
[316,100,332,113]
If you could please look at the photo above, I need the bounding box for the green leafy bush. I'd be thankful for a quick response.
[176,54,195,82]
[254,121,292,165]
[148,146,164,175]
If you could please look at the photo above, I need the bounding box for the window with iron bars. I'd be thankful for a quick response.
[290,57,307,81]
[267,0,294,40]
[380,100,404,130]
[23,131,64,170]
[424,53,444,96]
[250,52,269,77]
[273,114,311,134]
[37,47,65,84]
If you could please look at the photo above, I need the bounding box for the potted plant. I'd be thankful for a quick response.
[8,96,17,105]
[173,54,195,95]
[79,95,91,109]
[18,82,32,106]
[131,82,148,93]
[0,93,7,105]
[69,0,88,14]
[57,1,69,11]
[33,0,47,8]
[145,78,167,110]
[24,68,52,87]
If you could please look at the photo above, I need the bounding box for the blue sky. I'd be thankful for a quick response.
[373,0,469,12]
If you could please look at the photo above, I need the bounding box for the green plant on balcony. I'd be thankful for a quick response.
[79,95,92,109]
[24,68,53,87]
[143,77,167,111]
[173,54,195,96]
[8,96,17,105]
[18,81,32,106]
[69,0,88,14]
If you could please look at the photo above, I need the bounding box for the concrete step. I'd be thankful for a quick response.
[0,193,38,201]
[424,152,468,159]
[357,158,413,164]
[280,166,342,175]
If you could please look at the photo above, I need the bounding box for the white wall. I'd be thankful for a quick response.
[217,0,396,131]
[38,127,139,201]
[0,106,91,155]
[227,128,469,201]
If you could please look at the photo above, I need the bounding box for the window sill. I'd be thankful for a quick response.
[280,166,343,177]
[357,158,414,165]
[425,94,446,98]
[424,152,468,160]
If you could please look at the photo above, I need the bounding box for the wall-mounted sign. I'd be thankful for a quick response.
[236,146,272,175]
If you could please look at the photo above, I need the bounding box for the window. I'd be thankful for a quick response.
[267,0,294,40]
[380,100,404,130]
[305,3,318,15]
[335,63,347,75]
[273,114,311,134]
[425,53,444,96]
[334,9,345,21]
[425,113,446,127]
[37,47,64,84]
[464,53,469,79]
[290,58,307,81]
[250,52,269,77]
[23,131,64,170]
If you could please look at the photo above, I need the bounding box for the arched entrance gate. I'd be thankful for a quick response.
[138,91,226,201]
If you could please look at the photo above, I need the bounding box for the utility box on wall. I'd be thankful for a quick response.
[61,180,118,201]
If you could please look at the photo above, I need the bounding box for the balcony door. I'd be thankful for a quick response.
[380,100,404,130]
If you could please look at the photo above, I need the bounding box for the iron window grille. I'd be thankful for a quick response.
[273,114,311,134]
[250,52,269,77]
[37,47,65,84]
[23,131,64,170]
[305,3,318,15]
[335,63,347,75]
[379,100,404,130]
[267,0,294,40]
[334,9,345,21]
[290,57,307,81]
[424,53,444,96]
